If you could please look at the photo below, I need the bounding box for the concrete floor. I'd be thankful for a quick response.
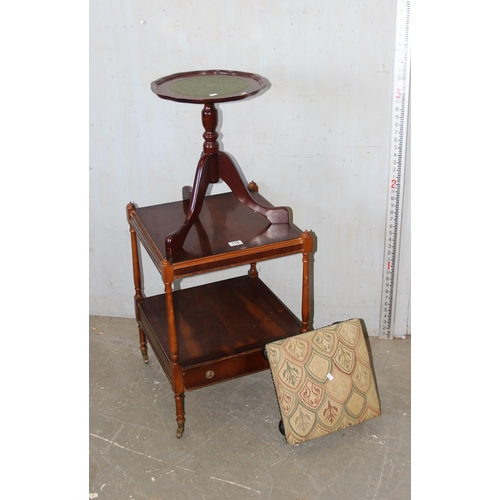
[90,316,410,500]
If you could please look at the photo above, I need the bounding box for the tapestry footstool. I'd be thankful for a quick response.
[265,319,381,445]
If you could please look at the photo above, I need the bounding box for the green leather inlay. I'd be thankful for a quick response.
[169,75,250,98]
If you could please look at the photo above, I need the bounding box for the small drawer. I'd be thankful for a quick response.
[183,349,269,391]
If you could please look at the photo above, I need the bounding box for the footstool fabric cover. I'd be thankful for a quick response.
[265,319,381,445]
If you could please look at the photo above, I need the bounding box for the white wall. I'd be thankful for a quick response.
[90,0,409,336]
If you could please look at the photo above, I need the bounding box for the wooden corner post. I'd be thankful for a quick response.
[127,203,149,363]
[301,230,313,333]
[162,260,185,438]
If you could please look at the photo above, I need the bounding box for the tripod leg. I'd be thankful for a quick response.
[165,153,213,257]
[218,152,289,224]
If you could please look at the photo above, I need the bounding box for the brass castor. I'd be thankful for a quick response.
[176,422,185,439]
[141,351,149,364]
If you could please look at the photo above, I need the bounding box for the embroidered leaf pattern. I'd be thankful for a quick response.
[335,345,353,371]
[278,390,293,413]
[323,401,339,423]
[294,408,311,432]
[282,361,300,386]
[314,331,334,352]
[266,345,280,367]
[355,366,369,390]
[301,380,322,407]
[286,338,307,359]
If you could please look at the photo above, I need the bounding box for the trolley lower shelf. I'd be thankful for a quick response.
[138,274,302,391]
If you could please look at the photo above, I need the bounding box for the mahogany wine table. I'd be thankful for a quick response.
[126,70,313,438]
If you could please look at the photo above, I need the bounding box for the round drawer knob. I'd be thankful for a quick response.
[205,370,215,379]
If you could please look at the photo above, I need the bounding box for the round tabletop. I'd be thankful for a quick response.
[151,70,271,104]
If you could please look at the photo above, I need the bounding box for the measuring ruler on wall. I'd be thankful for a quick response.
[379,0,411,339]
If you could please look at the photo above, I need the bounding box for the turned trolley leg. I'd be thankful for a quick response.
[163,264,186,438]
[301,230,313,333]
[127,203,149,363]
[138,329,149,363]
[174,392,185,438]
